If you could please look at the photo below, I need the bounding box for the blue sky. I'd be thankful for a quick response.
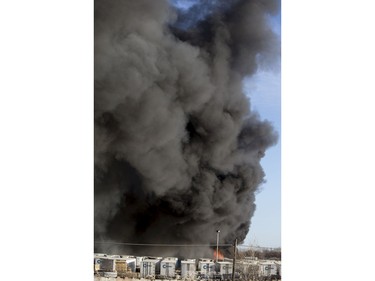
[243,13,281,248]
[243,69,281,248]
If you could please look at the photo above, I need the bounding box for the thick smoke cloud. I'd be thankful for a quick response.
[95,0,280,257]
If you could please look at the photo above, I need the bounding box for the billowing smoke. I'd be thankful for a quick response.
[95,0,280,257]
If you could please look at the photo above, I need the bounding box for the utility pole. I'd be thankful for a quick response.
[216,230,220,262]
[232,239,237,281]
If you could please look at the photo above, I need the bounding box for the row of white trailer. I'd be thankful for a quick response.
[237,260,281,278]
[94,254,233,279]
[94,253,281,279]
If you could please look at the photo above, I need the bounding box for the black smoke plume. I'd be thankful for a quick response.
[95,0,280,258]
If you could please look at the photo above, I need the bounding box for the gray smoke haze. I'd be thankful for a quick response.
[95,0,280,258]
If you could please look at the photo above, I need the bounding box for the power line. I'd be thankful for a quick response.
[95,241,233,247]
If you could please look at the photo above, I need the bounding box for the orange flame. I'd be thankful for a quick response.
[213,249,224,261]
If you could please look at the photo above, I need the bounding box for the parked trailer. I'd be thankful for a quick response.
[140,259,161,278]
[216,261,233,275]
[181,259,196,279]
[216,261,233,279]
[94,257,116,272]
[160,257,178,278]
[114,257,137,276]
[123,257,136,272]
[135,256,146,272]
[258,262,278,277]
[236,261,259,280]
[129,258,137,272]
[148,256,163,274]
[275,261,281,278]
[94,258,101,272]
[198,259,216,277]
[93,255,118,278]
